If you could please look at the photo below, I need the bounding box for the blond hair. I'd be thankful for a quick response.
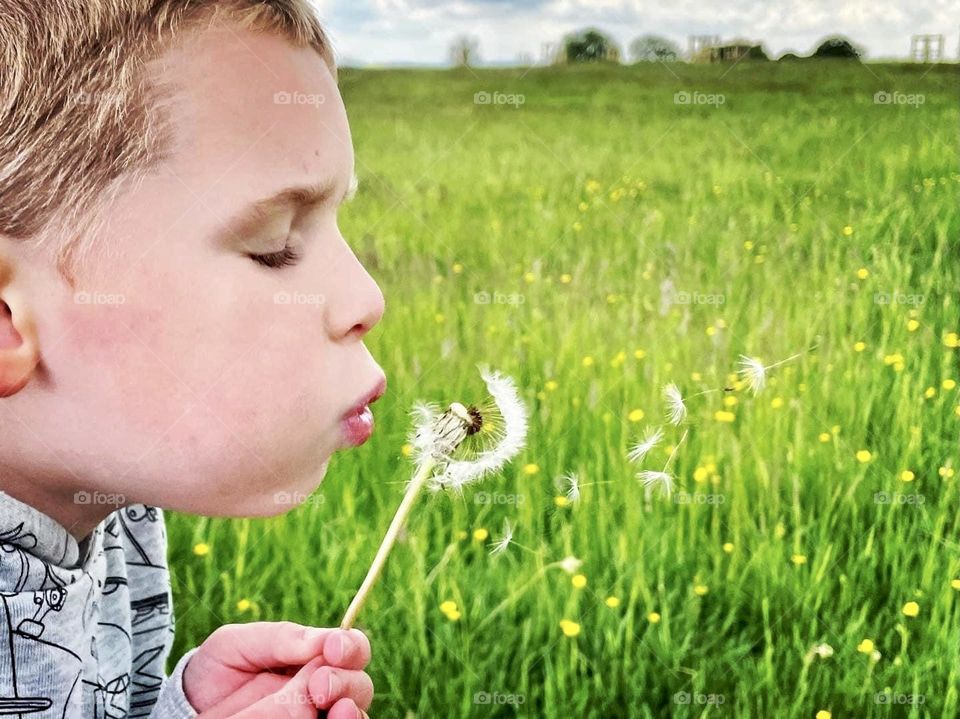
[0,0,334,282]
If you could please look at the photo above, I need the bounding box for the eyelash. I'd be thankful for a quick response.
[249,245,302,269]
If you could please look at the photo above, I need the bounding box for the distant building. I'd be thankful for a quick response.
[689,36,764,63]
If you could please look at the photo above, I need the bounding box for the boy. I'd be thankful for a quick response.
[0,1,384,716]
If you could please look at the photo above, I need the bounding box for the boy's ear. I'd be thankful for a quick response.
[0,243,40,397]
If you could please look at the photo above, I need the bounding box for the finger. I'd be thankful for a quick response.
[229,656,326,719]
[327,698,370,719]
[203,621,335,672]
[308,667,374,710]
[322,629,372,670]
[194,673,287,719]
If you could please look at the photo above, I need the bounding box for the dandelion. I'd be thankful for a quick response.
[605,596,621,608]
[236,598,253,612]
[722,542,734,553]
[854,341,866,352]
[663,383,687,425]
[473,528,489,542]
[559,619,581,638]
[627,426,664,463]
[856,267,869,279]
[554,495,570,508]
[572,574,587,589]
[693,584,709,596]
[902,601,920,617]
[340,367,527,629]
[791,554,808,566]
[900,470,915,482]
[522,463,540,476]
[857,639,875,654]
[951,579,960,590]
[944,379,956,390]
[816,711,832,719]
[818,432,831,442]
[628,408,645,422]
[647,611,661,623]
[907,319,920,332]
[856,449,872,463]
[489,520,514,556]
[714,410,736,423]
[440,600,461,621]
[193,542,210,557]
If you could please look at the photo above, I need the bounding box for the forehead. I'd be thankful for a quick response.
[153,26,352,201]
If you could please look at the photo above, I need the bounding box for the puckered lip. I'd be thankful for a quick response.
[342,374,387,418]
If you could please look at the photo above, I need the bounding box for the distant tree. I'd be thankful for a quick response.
[563,28,621,63]
[811,35,862,60]
[449,35,480,67]
[747,44,769,60]
[629,34,681,62]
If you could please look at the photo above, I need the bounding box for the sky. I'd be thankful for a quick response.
[311,0,960,66]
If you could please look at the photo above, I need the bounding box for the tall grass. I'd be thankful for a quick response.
[168,60,960,718]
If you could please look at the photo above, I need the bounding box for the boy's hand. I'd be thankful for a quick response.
[184,621,373,718]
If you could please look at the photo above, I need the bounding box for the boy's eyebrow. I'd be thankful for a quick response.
[216,171,358,241]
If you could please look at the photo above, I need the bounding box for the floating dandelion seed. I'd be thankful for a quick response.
[663,383,687,425]
[561,473,581,503]
[628,426,664,463]
[737,355,767,395]
[489,520,514,556]
[341,367,528,629]
[637,470,674,496]
[636,428,688,498]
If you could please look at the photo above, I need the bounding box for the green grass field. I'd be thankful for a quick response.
[167,60,960,718]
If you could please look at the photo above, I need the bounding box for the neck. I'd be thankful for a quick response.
[0,474,115,542]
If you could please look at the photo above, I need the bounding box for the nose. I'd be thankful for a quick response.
[326,242,385,342]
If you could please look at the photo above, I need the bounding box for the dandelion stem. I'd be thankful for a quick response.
[341,456,437,629]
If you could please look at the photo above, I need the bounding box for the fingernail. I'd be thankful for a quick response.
[335,633,347,661]
[322,672,342,703]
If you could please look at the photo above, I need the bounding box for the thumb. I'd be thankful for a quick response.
[228,656,326,719]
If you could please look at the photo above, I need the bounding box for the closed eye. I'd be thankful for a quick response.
[249,245,302,269]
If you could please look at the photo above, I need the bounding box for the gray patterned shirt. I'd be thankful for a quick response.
[0,491,197,718]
